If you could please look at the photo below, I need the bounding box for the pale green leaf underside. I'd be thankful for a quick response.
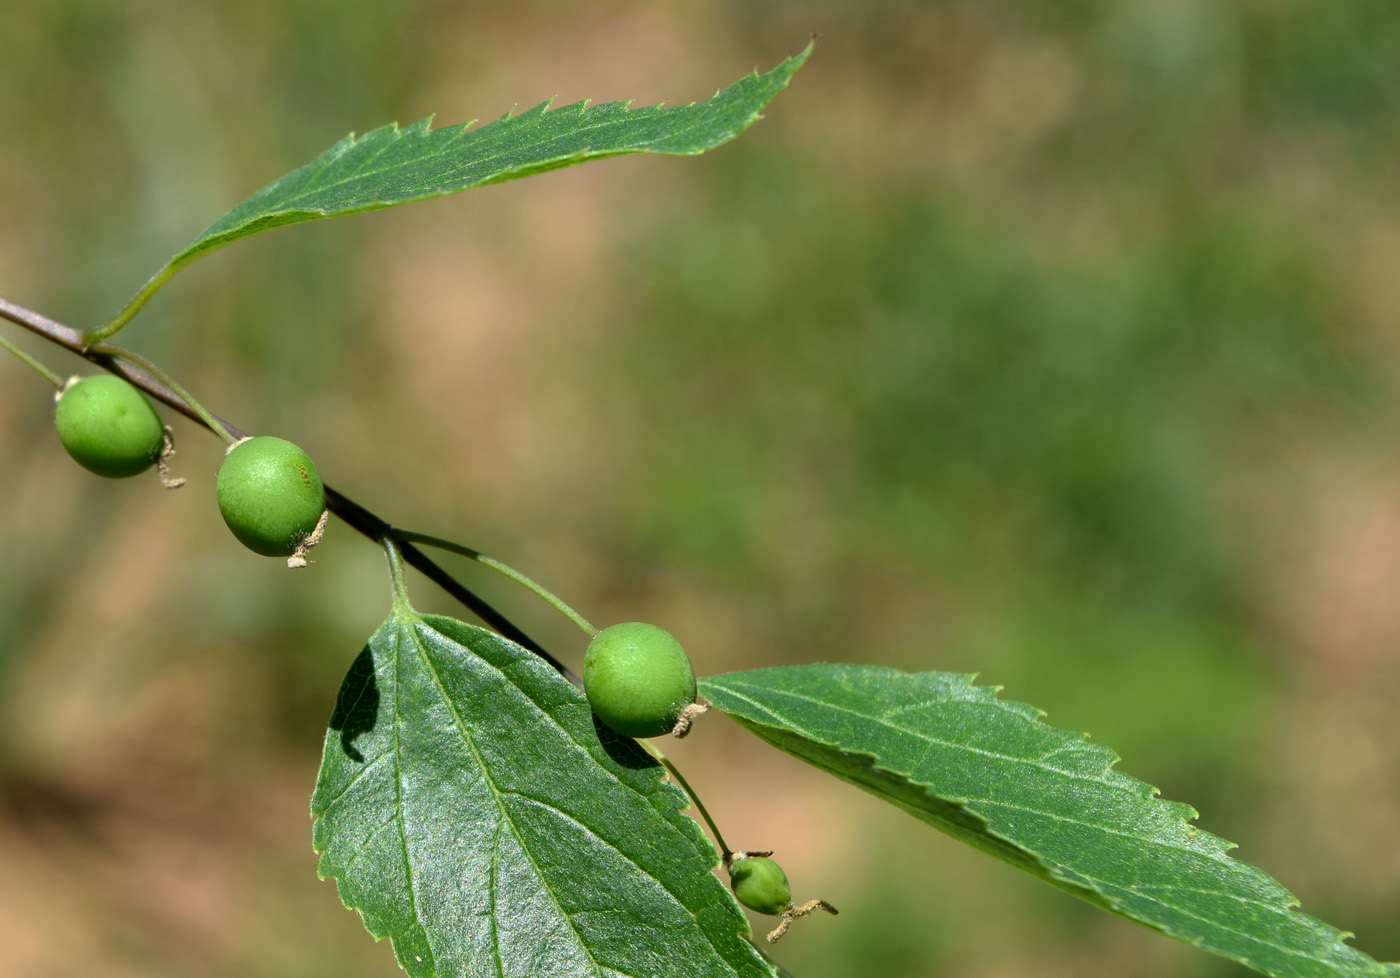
[176,45,807,275]
[311,609,773,978]
[701,665,1399,978]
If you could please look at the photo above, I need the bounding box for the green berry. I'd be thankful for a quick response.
[730,856,792,916]
[583,622,697,739]
[54,375,165,478]
[216,436,326,557]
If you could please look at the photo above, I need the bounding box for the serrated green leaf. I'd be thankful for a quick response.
[701,664,1400,978]
[97,45,810,338]
[311,607,775,978]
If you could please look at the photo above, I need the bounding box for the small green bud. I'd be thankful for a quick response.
[729,856,792,916]
[583,622,698,739]
[54,375,165,478]
[216,436,326,559]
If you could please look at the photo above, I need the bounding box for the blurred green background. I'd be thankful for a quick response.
[2,2,1399,976]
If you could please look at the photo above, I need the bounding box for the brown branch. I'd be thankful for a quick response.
[0,294,575,682]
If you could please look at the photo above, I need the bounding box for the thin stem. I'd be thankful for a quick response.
[0,291,572,681]
[0,333,64,389]
[643,740,732,859]
[383,537,412,611]
[88,342,237,445]
[82,262,176,345]
[391,529,598,637]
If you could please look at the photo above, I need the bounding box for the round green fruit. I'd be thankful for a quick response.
[583,622,697,739]
[54,375,165,478]
[730,856,792,916]
[216,436,326,557]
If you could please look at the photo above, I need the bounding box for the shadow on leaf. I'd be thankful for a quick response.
[593,714,662,771]
[328,644,379,763]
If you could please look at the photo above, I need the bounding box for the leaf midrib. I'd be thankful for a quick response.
[717,681,1250,878]
[287,123,408,206]
[711,679,1125,791]
[403,616,607,978]
[1061,856,1352,971]
[392,623,431,969]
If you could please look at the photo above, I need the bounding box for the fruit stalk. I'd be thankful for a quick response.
[391,529,598,637]
[0,332,64,389]
[643,741,733,859]
[88,342,236,445]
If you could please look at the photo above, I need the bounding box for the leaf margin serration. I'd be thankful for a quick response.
[167,42,813,275]
[701,663,1398,978]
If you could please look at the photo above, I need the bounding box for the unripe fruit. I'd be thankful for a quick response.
[216,436,326,557]
[729,856,791,916]
[583,622,697,739]
[54,375,165,478]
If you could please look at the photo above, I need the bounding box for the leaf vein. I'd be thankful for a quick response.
[498,788,705,916]
[318,750,392,810]
[338,812,402,875]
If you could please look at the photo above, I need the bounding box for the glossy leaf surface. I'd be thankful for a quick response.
[312,608,773,978]
[701,664,1399,978]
